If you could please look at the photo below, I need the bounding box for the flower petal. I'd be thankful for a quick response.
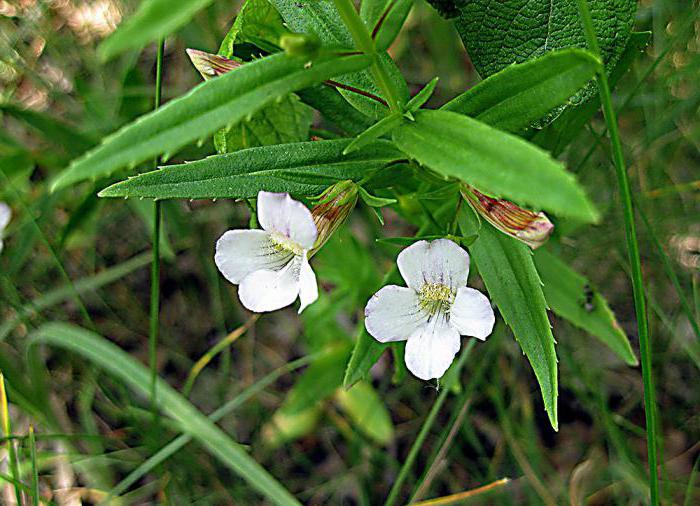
[257,192,317,249]
[215,229,292,284]
[365,286,427,343]
[450,287,495,340]
[397,239,470,291]
[0,202,11,232]
[297,254,318,313]
[238,258,301,313]
[405,316,461,380]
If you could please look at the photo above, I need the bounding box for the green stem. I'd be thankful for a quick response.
[384,340,475,506]
[149,39,165,414]
[575,1,659,504]
[332,0,401,112]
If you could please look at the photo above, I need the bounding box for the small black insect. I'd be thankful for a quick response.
[580,283,595,312]
[295,2,304,7]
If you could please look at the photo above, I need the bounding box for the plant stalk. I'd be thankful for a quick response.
[332,0,401,112]
[575,1,659,503]
[149,39,165,414]
[384,340,475,506]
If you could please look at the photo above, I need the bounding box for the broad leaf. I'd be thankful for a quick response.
[534,248,637,366]
[459,210,558,430]
[30,323,301,506]
[218,0,289,56]
[51,52,370,191]
[99,0,215,61]
[443,49,600,132]
[212,0,313,153]
[214,94,313,153]
[443,0,636,118]
[392,110,599,222]
[533,32,651,155]
[269,0,409,117]
[98,140,402,200]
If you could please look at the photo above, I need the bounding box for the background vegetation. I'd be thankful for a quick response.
[0,0,698,504]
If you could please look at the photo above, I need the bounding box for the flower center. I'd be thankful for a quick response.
[270,231,305,257]
[418,282,454,316]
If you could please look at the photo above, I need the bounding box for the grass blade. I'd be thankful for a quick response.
[30,323,302,506]
[576,0,659,503]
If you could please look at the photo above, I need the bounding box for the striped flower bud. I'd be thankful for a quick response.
[310,180,359,255]
[186,49,241,80]
[461,186,554,249]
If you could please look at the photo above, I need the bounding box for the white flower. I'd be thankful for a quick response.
[364,239,495,380]
[215,191,319,314]
[0,202,11,254]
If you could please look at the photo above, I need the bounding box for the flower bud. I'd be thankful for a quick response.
[186,49,241,80]
[310,180,359,255]
[461,186,553,249]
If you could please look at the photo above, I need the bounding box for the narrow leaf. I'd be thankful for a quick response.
[98,139,402,200]
[344,113,403,154]
[534,248,637,365]
[443,49,600,132]
[392,110,599,222]
[344,329,388,388]
[407,77,439,111]
[52,53,370,191]
[334,381,394,445]
[30,323,301,506]
[459,209,558,430]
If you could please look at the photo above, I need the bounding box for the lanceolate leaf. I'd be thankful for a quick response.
[458,210,558,430]
[99,140,403,200]
[533,32,652,155]
[392,110,599,222]
[445,0,636,115]
[443,49,600,132]
[51,53,370,191]
[534,248,638,366]
[30,323,301,506]
[344,329,389,388]
[99,0,215,61]
[360,0,414,51]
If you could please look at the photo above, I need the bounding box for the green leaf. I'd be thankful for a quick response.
[218,0,289,56]
[334,381,394,445]
[406,77,439,111]
[448,0,636,116]
[442,49,600,132]
[51,52,370,191]
[392,110,599,222]
[534,248,638,366]
[98,139,402,200]
[268,0,409,117]
[214,94,313,153]
[343,112,403,154]
[343,328,388,388]
[297,85,374,135]
[458,209,558,430]
[360,0,414,51]
[358,187,397,207]
[30,323,301,506]
[98,0,215,61]
[283,343,351,415]
[533,32,652,155]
